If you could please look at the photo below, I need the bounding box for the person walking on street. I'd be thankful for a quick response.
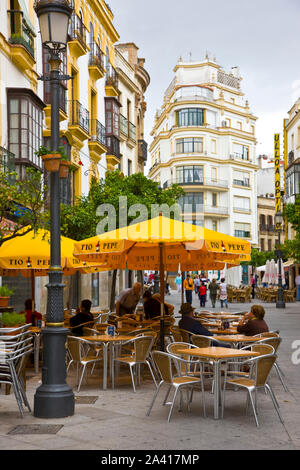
[199,282,207,307]
[251,275,256,299]
[219,278,228,309]
[194,275,200,295]
[208,278,218,308]
[184,273,194,305]
[296,273,300,301]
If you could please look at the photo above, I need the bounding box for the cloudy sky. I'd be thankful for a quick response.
[110,0,300,171]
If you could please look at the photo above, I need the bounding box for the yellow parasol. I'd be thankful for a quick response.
[73,215,251,350]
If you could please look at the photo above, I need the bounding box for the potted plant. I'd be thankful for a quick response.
[58,146,71,179]
[35,146,61,172]
[0,285,14,308]
[0,312,25,328]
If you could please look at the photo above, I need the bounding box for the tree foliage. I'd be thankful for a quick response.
[0,167,48,247]
[283,194,300,263]
[60,170,184,240]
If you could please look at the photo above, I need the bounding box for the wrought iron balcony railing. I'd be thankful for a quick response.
[106,135,120,159]
[120,114,128,136]
[106,64,119,90]
[89,41,104,70]
[44,83,67,114]
[7,10,34,58]
[69,100,89,134]
[128,121,136,141]
[90,119,106,147]
[68,12,87,47]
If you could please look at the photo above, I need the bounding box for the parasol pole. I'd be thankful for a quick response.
[159,242,165,351]
[181,271,185,307]
[31,270,35,312]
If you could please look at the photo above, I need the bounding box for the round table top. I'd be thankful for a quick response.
[81,335,136,342]
[177,346,260,360]
[213,335,259,343]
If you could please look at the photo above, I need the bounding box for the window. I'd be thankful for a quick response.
[233,143,249,160]
[176,138,203,154]
[43,49,67,113]
[211,139,217,154]
[212,220,218,231]
[233,170,250,187]
[178,192,204,213]
[176,166,203,184]
[260,214,266,225]
[234,196,250,212]
[128,159,132,176]
[105,98,120,137]
[286,163,300,197]
[234,222,251,238]
[7,88,44,175]
[260,239,265,251]
[211,167,217,181]
[237,121,242,130]
[212,193,217,207]
[176,108,204,127]
[91,273,99,306]
[268,239,272,251]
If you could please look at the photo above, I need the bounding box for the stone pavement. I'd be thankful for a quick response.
[0,291,299,451]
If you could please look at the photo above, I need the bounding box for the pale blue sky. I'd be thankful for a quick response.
[109,0,300,168]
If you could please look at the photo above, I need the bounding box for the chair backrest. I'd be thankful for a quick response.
[191,334,212,348]
[67,336,84,362]
[251,344,274,356]
[170,327,182,342]
[179,328,191,343]
[260,332,279,338]
[134,336,155,362]
[257,336,281,353]
[167,341,194,357]
[82,327,99,336]
[152,350,173,384]
[255,354,277,387]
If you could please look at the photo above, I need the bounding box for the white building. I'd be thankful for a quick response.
[148,55,259,247]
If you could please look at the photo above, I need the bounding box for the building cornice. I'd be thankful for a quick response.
[87,0,120,43]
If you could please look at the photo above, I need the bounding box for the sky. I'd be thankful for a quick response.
[109,0,300,172]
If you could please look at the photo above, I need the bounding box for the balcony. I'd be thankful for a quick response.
[120,114,128,138]
[138,140,148,163]
[88,120,107,161]
[106,136,120,170]
[163,178,228,189]
[233,179,250,188]
[259,224,277,233]
[68,13,87,58]
[88,42,105,80]
[128,122,136,142]
[7,10,35,71]
[68,100,90,143]
[105,64,119,97]
[0,147,16,184]
[204,205,229,216]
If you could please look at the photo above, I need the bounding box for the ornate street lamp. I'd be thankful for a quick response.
[33,0,74,418]
[275,211,285,309]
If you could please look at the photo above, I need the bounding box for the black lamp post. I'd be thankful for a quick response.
[33,0,75,418]
[275,211,285,309]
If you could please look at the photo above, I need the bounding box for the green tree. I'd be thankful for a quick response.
[60,170,184,309]
[0,167,48,247]
[283,194,300,263]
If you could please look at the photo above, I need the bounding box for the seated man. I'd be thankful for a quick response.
[69,299,94,336]
[237,304,269,336]
[21,299,42,326]
[178,303,229,347]
[115,282,142,316]
[143,290,168,320]
[152,293,174,316]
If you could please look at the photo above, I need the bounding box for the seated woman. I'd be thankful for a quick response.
[143,291,166,320]
[20,299,42,326]
[237,304,269,336]
[69,299,94,336]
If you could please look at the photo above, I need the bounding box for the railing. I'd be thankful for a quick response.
[90,120,106,147]
[138,140,148,162]
[106,64,119,90]
[230,153,250,162]
[8,10,34,58]
[204,205,229,215]
[259,224,276,233]
[234,230,251,238]
[163,178,228,188]
[217,70,240,89]
[44,83,67,114]
[120,114,128,136]
[0,147,16,183]
[234,207,251,213]
[128,121,136,141]
[233,179,250,187]
[69,100,89,134]
[89,41,104,71]
[68,12,87,47]
[106,135,120,159]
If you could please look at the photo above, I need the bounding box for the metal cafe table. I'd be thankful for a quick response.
[81,335,136,390]
[177,346,259,419]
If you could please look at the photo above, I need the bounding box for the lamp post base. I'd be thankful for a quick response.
[33,327,74,418]
[276,301,286,309]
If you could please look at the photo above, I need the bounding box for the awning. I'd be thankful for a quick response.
[283,260,294,270]
[256,265,266,272]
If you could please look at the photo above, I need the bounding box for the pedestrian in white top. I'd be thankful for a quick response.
[219,278,228,309]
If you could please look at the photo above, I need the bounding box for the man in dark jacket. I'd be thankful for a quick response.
[69,299,94,336]
[178,303,230,347]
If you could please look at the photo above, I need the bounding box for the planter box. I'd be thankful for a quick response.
[0,296,10,308]
[41,153,61,172]
[59,160,71,179]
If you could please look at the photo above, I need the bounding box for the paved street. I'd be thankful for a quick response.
[0,291,299,451]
